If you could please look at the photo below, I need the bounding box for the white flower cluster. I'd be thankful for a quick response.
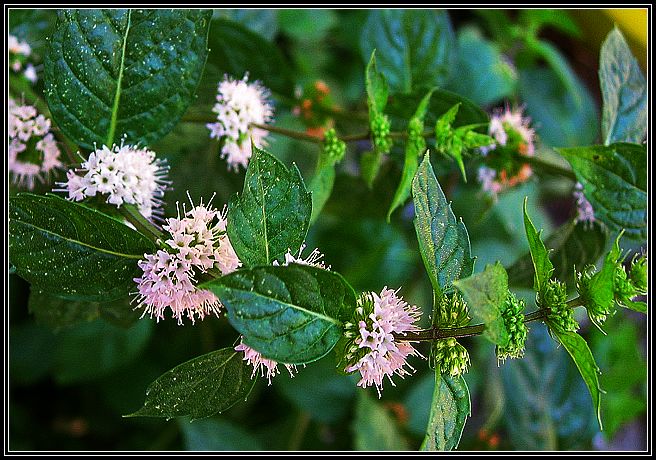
[206,74,274,171]
[56,144,169,219]
[8,98,62,189]
[8,34,37,83]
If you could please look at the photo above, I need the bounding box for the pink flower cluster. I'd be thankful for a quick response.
[343,287,422,397]
[133,198,241,325]
[206,74,274,171]
[235,339,298,385]
[8,34,37,83]
[56,143,169,219]
[8,98,62,190]
[573,182,595,225]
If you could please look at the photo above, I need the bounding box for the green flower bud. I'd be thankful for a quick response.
[542,279,579,334]
[322,128,346,165]
[407,117,426,154]
[629,253,648,295]
[371,113,393,153]
[433,337,470,377]
[496,292,528,362]
[435,292,470,328]
[576,264,615,327]
[614,264,638,307]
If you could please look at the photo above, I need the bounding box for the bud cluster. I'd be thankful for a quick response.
[542,279,579,334]
[496,293,528,362]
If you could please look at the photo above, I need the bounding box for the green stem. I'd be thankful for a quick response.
[396,298,561,342]
[118,204,165,243]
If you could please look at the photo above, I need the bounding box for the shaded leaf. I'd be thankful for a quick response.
[208,18,294,96]
[600,28,647,145]
[446,27,516,106]
[421,373,470,451]
[227,146,312,267]
[501,326,598,450]
[202,264,356,364]
[412,153,474,297]
[507,220,607,289]
[9,193,155,301]
[44,9,212,148]
[518,66,598,147]
[128,348,256,421]
[308,160,335,224]
[453,262,509,346]
[360,9,454,93]
[353,391,409,451]
[557,143,647,240]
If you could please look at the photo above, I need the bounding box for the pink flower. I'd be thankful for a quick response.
[133,195,242,325]
[235,339,298,385]
[343,287,422,397]
[8,98,62,190]
[206,74,274,171]
[573,182,595,225]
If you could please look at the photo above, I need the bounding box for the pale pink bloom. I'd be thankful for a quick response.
[55,143,169,219]
[344,287,422,397]
[573,182,595,225]
[480,106,535,157]
[133,195,242,325]
[206,74,274,171]
[273,244,329,270]
[8,98,62,189]
[235,339,297,385]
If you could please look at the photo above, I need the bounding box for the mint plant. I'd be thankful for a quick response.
[8,9,647,451]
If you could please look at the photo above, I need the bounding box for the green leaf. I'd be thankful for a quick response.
[208,18,295,97]
[365,50,388,118]
[227,146,312,267]
[28,290,139,331]
[179,417,263,451]
[552,330,603,430]
[128,348,256,421]
[599,28,647,145]
[446,27,516,106]
[9,193,155,301]
[501,326,598,450]
[360,9,454,93]
[507,220,607,289]
[453,262,510,346]
[201,264,356,364]
[44,9,211,149]
[421,373,470,451]
[353,391,409,451]
[360,149,383,189]
[412,153,474,298]
[557,143,647,240]
[54,319,152,384]
[308,161,335,224]
[523,197,554,295]
[387,89,434,220]
[518,66,598,147]
[590,318,646,437]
